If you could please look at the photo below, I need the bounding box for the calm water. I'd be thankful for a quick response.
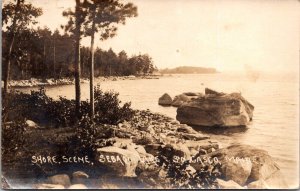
[19,72,299,188]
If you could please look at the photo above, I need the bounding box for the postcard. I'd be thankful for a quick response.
[1,0,299,189]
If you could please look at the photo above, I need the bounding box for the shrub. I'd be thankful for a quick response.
[1,120,26,156]
[68,115,116,158]
[91,85,134,125]
[2,86,134,127]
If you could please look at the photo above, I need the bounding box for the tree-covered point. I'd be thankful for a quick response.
[2,29,157,80]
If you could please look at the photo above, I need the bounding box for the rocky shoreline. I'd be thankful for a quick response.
[3,75,161,88]
[2,110,287,189]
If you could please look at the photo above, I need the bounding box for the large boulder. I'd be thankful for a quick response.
[68,184,88,189]
[34,183,65,189]
[216,179,243,189]
[206,144,287,188]
[158,93,173,106]
[47,174,71,188]
[96,146,140,177]
[221,157,252,186]
[72,171,89,185]
[176,89,254,127]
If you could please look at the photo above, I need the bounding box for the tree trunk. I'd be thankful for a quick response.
[3,0,21,95]
[43,39,46,79]
[53,38,56,79]
[74,0,82,119]
[89,7,96,118]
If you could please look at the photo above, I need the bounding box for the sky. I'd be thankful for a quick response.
[3,0,300,72]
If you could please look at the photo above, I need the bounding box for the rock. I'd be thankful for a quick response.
[206,144,287,188]
[216,179,243,189]
[132,133,156,145]
[186,139,220,155]
[158,93,173,106]
[72,171,89,179]
[221,157,252,186]
[47,174,71,188]
[176,124,198,134]
[172,93,203,107]
[161,143,191,158]
[205,88,225,96]
[172,94,192,107]
[134,145,148,156]
[147,125,156,135]
[25,120,38,128]
[113,139,149,158]
[1,176,10,189]
[247,180,268,189]
[180,133,210,141]
[68,184,88,189]
[144,144,162,156]
[176,90,254,127]
[96,146,140,177]
[72,171,89,184]
[183,92,202,96]
[263,170,288,189]
[34,183,65,189]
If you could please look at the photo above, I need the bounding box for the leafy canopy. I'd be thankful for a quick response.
[2,0,43,32]
[63,0,138,40]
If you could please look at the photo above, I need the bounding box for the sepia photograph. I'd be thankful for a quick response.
[1,0,299,189]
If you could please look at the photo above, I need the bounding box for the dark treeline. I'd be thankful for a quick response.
[2,27,157,80]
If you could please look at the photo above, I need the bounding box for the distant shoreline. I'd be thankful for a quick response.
[4,75,162,88]
[159,66,218,74]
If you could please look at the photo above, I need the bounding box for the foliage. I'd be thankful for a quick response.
[1,120,26,156]
[2,30,156,80]
[2,1,43,32]
[92,85,134,125]
[63,0,137,41]
[69,116,116,157]
[157,147,222,189]
[82,0,138,40]
[2,87,134,127]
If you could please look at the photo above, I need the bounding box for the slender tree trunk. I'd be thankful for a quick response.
[74,0,82,119]
[3,0,21,95]
[53,38,56,79]
[42,39,46,79]
[89,7,96,118]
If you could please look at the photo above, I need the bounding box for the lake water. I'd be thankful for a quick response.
[20,72,299,188]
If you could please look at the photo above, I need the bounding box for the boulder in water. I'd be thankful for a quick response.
[158,93,173,106]
[176,88,254,127]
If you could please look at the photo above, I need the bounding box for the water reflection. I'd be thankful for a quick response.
[191,125,249,135]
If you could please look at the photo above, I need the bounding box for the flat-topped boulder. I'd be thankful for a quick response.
[176,88,254,127]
